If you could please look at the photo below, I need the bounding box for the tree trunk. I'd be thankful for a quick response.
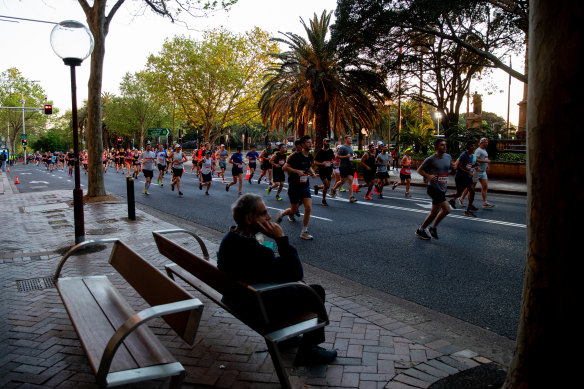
[84,0,108,197]
[313,100,329,151]
[502,1,582,387]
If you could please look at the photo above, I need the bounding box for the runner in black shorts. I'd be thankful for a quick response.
[266,143,287,201]
[258,143,274,184]
[359,144,377,200]
[313,138,335,206]
[331,135,357,203]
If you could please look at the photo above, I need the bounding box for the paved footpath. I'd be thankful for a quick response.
[0,170,512,388]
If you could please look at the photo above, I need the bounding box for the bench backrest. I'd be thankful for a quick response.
[108,241,201,345]
[153,231,252,299]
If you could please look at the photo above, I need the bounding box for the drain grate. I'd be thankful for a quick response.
[16,276,56,292]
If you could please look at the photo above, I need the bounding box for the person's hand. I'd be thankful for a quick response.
[257,220,285,239]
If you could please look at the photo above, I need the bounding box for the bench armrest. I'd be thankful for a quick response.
[249,282,329,325]
[53,238,120,282]
[153,229,210,261]
[96,298,203,385]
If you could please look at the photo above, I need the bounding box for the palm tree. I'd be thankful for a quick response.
[260,10,390,149]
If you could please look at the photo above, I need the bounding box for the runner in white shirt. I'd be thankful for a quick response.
[475,137,494,208]
[198,150,215,195]
[155,144,168,186]
[139,142,156,195]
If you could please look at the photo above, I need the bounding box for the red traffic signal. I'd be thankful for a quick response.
[44,104,53,115]
[22,138,28,146]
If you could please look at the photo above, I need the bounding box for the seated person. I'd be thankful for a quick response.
[218,193,337,365]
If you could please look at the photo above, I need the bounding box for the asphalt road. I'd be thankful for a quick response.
[11,163,527,340]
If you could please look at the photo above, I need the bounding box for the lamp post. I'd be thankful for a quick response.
[50,20,94,244]
[384,99,393,145]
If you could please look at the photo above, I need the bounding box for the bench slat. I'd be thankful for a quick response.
[57,277,137,373]
[83,277,176,368]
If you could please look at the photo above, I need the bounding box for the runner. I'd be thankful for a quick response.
[374,144,391,198]
[266,143,288,201]
[331,135,357,203]
[139,142,156,195]
[475,137,494,208]
[198,150,215,195]
[58,152,65,171]
[155,144,167,186]
[102,150,109,173]
[313,138,335,206]
[132,148,141,178]
[448,140,477,217]
[47,151,54,172]
[276,135,315,240]
[66,148,75,177]
[246,145,259,184]
[415,138,456,240]
[169,144,186,197]
[82,150,89,174]
[258,143,274,185]
[359,144,377,200]
[216,144,229,183]
[226,146,244,195]
[392,147,413,197]
[124,148,133,176]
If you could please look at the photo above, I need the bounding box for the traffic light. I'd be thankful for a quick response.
[44,104,53,115]
[117,138,122,145]
[22,138,28,147]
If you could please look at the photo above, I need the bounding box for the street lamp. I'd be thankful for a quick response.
[435,111,442,135]
[384,99,393,145]
[50,20,94,244]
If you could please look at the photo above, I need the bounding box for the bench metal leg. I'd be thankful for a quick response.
[169,370,185,389]
[265,339,292,389]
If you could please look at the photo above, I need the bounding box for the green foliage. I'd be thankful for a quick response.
[147,27,276,144]
[494,152,526,163]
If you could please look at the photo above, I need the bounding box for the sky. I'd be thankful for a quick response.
[0,0,525,126]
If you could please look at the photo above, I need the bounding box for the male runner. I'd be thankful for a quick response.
[331,135,357,203]
[449,141,477,217]
[140,142,156,195]
[475,137,494,208]
[415,138,455,240]
[276,135,315,240]
[359,144,377,200]
[375,144,391,198]
[216,144,229,183]
[246,145,259,184]
[226,146,244,195]
[155,144,167,186]
[66,148,75,177]
[267,143,288,201]
[313,138,334,206]
[170,144,186,197]
[392,147,413,197]
[258,143,274,184]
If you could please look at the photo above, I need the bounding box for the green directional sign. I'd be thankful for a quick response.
[20,133,28,140]
[147,128,171,136]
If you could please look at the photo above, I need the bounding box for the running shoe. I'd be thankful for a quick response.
[225,184,229,191]
[275,195,282,201]
[321,200,328,206]
[296,212,301,217]
[364,195,373,200]
[299,231,313,240]
[392,182,397,190]
[457,197,464,207]
[257,177,261,184]
[349,196,357,203]
[205,191,209,195]
[238,192,243,196]
[448,198,457,209]
[378,194,384,199]
[267,186,272,195]
[428,226,439,239]
[464,210,477,217]
[199,183,203,190]
[416,228,431,240]
[178,191,183,197]
[314,185,319,196]
[288,215,296,222]
[330,189,336,198]
[470,205,478,211]
[405,192,412,198]
[483,202,495,208]
[248,177,252,184]
[339,187,346,192]
[142,189,146,194]
[171,182,175,191]
[275,212,283,224]
[144,190,149,195]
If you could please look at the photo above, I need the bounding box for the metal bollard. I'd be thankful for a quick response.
[126,176,135,220]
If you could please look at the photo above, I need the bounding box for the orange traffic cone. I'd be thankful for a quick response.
[245,166,251,180]
[352,172,359,192]
[14,175,19,184]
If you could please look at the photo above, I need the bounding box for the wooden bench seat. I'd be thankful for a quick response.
[54,239,204,388]
[152,229,329,389]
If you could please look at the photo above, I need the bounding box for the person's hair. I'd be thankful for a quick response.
[434,138,446,148]
[232,193,263,226]
[465,140,475,150]
[236,146,242,151]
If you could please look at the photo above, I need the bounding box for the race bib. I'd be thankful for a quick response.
[324,161,332,167]
[279,160,285,165]
[438,174,448,184]
[403,168,411,175]
[300,174,309,183]
[237,164,243,169]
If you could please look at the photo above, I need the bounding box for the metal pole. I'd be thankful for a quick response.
[126,176,135,220]
[21,91,27,164]
[67,60,85,244]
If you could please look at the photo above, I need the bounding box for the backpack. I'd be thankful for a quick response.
[0,152,6,161]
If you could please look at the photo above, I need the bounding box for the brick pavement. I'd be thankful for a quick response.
[1,175,497,388]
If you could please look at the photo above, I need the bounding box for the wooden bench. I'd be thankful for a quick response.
[53,239,204,388]
[152,229,329,389]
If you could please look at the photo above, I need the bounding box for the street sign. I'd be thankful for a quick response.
[20,133,28,140]
[147,128,171,136]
